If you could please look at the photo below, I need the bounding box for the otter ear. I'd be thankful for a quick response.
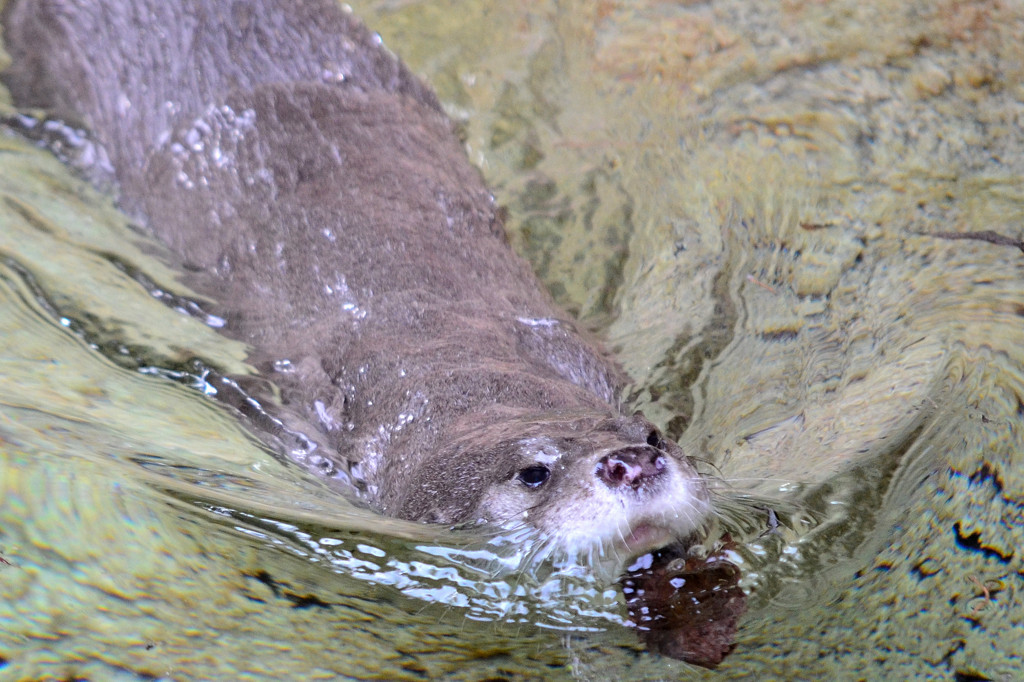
[645,428,666,450]
[414,501,461,525]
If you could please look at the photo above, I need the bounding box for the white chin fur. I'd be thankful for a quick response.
[524,458,712,574]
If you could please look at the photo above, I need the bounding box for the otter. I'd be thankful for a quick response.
[1,0,710,566]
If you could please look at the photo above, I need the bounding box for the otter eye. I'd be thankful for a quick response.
[646,429,664,449]
[517,464,550,489]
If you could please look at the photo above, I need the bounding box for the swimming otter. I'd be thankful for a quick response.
[1,0,710,565]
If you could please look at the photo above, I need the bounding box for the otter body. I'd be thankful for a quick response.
[2,0,709,563]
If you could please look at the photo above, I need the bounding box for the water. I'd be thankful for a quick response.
[2,0,1024,679]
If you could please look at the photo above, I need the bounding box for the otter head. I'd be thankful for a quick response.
[390,410,711,568]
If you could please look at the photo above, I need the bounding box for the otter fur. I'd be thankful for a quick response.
[1,0,710,565]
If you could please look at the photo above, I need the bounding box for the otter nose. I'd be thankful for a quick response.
[596,446,666,489]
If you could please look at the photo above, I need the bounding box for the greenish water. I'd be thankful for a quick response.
[2,0,1024,679]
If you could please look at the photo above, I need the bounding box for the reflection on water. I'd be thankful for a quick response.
[2,0,1024,679]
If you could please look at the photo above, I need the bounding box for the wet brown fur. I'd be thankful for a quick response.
[1,0,702,530]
